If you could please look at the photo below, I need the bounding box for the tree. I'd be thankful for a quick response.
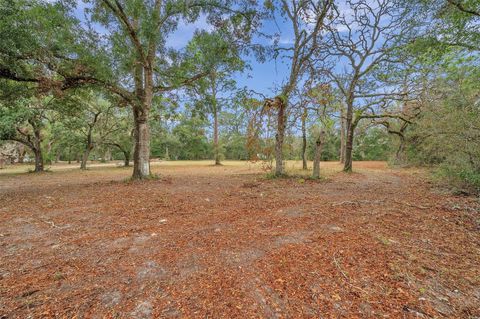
[407,0,480,52]
[0,0,259,179]
[0,95,54,172]
[323,0,415,172]
[102,108,134,167]
[264,0,334,176]
[186,31,245,165]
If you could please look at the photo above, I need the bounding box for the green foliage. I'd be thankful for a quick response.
[353,127,391,161]
[405,52,480,192]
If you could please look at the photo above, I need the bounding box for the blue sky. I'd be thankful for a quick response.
[160,14,293,98]
[69,1,364,100]
[71,1,294,97]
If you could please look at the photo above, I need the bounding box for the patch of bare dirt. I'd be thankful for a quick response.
[0,161,479,318]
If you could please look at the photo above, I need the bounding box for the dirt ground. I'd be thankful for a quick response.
[0,161,479,318]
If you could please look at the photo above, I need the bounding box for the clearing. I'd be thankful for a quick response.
[0,161,479,318]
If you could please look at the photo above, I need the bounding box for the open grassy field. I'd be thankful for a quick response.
[0,161,479,318]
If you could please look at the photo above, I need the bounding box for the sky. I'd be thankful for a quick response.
[159,1,357,97]
[70,1,299,98]
[68,1,373,100]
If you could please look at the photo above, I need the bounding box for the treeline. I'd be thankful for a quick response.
[0,0,478,192]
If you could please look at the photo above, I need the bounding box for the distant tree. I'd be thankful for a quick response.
[102,108,134,167]
[0,0,259,179]
[0,95,54,172]
[323,0,415,172]
[186,31,245,165]
[264,0,334,176]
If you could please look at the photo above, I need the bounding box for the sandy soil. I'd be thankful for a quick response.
[0,161,479,318]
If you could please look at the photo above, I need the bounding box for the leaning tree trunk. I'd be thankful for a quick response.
[301,107,307,170]
[213,106,221,165]
[81,129,94,170]
[274,97,286,176]
[80,146,92,170]
[340,106,346,164]
[312,130,325,179]
[132,105,151,179]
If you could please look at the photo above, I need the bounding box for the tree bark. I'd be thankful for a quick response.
[33,148,44,172]
[80,146,92,170]
[213,105,221,165]
[343,101,355,172]
[312,130,325,179]
[132,105,150,179]
[274,97,286,176]
[395,135,406,164]
[81,127,94,170]
[340,106,346,164]
[301,107,307,170]
[343,113,360,173]
[124,150,130,167]
[32,125,44,172]
[131,58,152,180]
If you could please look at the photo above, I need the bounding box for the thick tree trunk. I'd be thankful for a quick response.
[213,106,221,165]
[80,147,91,170]
[81,128,94,170]
[32,125,44,172]
[340,106,346,163]
[343,101,355,172]
[132,106,151,179]
[344,125,354,172]
[312,131,325,179]
[124,151,130,167]
[130,59,153,180]
[274,97,286,176]
[301,107,307,170]
[33,148,44,172]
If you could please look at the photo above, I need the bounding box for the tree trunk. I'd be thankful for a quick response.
[33,148,44,172]
[213,106,221,165]
[130,58,153,180]
[301,107,307,170]
[80,145,92,170]
[274,97,286,176]
[344,118,361,173]
[312,130,325,179]
[32,125,44,172]
[81,127,94,170]
[340,106,346,163]
[132,105,150,179]
[343,101,355,172]
[395,136,406,164]
[124,151,130,167]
